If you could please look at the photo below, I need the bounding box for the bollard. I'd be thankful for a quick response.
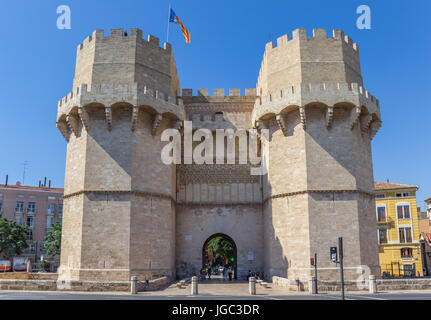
[249,277,256,295]
[191,276,198,295]
[308,277,317,294]
[369,275,377,294]
[131,276,138,295]
[26,260,32,273]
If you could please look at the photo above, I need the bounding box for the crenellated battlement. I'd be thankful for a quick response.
[76,28,171,53]
[251,82,381,138]
[57,82,184,126]
[257,28,363,96]
[186,112,250,131]
[181,88,257,97]
[262,29,359,56]
[254,82,379,114]
[73,28,180,97]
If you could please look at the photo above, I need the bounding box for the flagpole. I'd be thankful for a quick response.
[166,3,171,43]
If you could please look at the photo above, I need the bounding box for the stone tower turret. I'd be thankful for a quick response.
[253,29,382,281]
[56,28,183,281]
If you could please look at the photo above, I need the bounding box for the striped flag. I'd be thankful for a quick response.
[169,8,190,43]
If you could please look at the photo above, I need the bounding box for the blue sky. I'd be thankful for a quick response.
[0,0,429,207]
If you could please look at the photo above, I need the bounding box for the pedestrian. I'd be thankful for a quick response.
[207,266,212,279]
[224,267,228,281]
[248,270,252,280]
[228,266,232,281]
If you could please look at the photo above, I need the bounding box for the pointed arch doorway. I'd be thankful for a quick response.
[202,233,237,280]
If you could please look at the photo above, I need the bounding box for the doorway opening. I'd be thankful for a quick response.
[202,233,237,280]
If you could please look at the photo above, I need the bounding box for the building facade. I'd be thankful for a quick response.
[375,182,423,277]
[418,199,431,276]
[56,28,382,283]
[0,178,63,263]
[426,198,431,218]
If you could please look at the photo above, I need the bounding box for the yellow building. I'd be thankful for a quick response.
[375,182,423,277]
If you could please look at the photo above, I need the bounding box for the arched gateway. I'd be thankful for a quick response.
[202,233,238,280]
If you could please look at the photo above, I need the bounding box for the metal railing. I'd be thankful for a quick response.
[377,215,388,223]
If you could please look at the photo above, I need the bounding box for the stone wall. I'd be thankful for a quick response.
[0,279,130,292]
[175,204,264,279]
[0,274,171,292]
[272,276,431,292]
[0,272,58,280]
[137,276,170,291]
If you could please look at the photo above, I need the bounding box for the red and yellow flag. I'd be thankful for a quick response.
[169,8,191,43]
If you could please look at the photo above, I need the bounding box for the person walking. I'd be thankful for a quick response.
[228,266,233,281]
[207,266,212,279]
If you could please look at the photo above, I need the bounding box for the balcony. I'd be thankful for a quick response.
[399,239,413,244]
[378,239,388,245]
[14,208,24,214]
[401,255,413,260]
[377,216,389,224]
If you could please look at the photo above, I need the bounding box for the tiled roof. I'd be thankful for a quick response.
[374,182,418,190]
[0,184,63,193]
[425,197,431,203]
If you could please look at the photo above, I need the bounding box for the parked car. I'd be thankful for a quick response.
[13,257,28,271]
[0,260,11,272]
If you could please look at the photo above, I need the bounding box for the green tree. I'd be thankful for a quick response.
[0,213,29,259]
[206,236,234,265]
[43,221,62,257]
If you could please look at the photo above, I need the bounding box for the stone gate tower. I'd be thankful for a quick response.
[57,28,382,284]
[56,29,183,281]
[253,29,382,280]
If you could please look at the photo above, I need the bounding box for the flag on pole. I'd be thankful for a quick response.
[169,8,191,43]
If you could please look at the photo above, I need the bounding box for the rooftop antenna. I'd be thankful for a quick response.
[21,160,30,186]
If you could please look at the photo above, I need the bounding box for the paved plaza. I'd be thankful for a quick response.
[1,280,431,300]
